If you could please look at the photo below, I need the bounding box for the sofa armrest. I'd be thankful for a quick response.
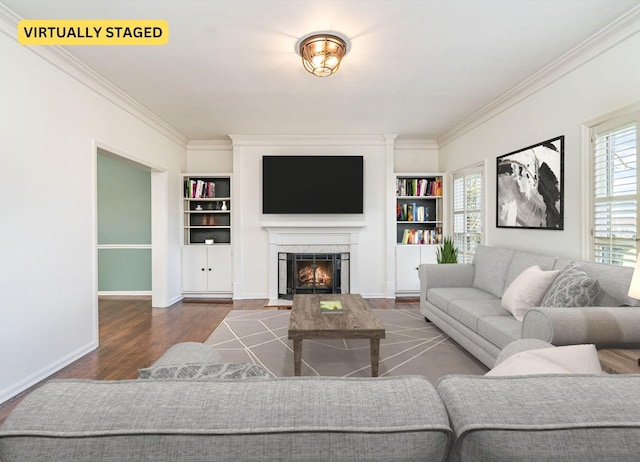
[437,374,640,461]
[418,264,475,295]
[494,339,555,366]
[147,342,223,368]
[522,307,640,347]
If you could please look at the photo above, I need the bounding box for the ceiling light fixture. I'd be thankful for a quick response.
[298,32,349,77]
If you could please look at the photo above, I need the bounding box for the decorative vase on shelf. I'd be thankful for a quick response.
[221,201,227,211]
[204,238,214,245]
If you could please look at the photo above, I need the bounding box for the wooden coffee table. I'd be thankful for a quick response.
[597,349,640,374]
[288,294,386,376]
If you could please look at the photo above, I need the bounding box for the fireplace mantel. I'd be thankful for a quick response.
[262,223,365,301]
[262,222,366,231]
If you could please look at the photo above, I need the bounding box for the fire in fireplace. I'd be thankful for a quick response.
[278,252,349,300]
[297,261,333,288]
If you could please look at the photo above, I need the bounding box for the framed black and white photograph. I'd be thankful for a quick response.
[496,136,564,229]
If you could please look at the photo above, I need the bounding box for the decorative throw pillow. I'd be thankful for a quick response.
[540,261,600,307]
[139,362,271,380]
[486,344,603,376]
[501,265,559,321]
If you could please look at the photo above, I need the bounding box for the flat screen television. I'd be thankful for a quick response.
[262,155,364,214]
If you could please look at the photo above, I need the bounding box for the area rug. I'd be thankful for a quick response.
[204,309,487,382]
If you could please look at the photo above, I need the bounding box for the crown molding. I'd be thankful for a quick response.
[187,139,233,150]
[191,135,438,149]
[228,134,389,146]
[0,2,20,39]
[0,3,188,148]
[394,139,438,150]
[438,5,640,148]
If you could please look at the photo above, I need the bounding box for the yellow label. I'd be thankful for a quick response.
[17,20,168,45]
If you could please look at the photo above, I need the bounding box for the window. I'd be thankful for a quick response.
[453,167,483,263]
[591,111,639,267]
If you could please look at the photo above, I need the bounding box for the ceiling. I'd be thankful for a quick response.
[3,0,640,142]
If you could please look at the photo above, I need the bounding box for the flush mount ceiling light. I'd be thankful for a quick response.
[297,32,349,77]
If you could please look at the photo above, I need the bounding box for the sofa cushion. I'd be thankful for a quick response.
[428,287,497,315]
[0,377,452,462]
[437,374,640,462]
[501,265,559,321]
[477,316,522,349]
[486,344,603,376]
[472,246,514,297]
[541,261,600,307]
[447,298,506,333]
[504,250,557,290]
[138,362,271,380]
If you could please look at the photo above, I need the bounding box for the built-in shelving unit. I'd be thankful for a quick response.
[395,174,443,245]
[395,173,445,295]
[183,176,231,245]
[181,174,233,297]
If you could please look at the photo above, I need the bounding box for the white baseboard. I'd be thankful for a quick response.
[362,292,392,299]
[165,294,184,307]
[181,293,232,299]
[266,299,293,307]
[0,341,97,405]
[98,290,152,296]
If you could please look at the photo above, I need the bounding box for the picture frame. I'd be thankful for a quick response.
[496,136,564,230]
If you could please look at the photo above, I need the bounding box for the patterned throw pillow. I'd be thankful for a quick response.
[139,362,271,380]
[540,261,600,307]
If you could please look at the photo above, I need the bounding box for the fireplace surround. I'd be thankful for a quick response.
[263,224,364,301]
[278,252,349,299]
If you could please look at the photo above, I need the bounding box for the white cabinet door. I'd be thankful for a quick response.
[182,247,208,292]
[420,245,438,264]
[396,245,421,293]
[396,245,440,294]
[206,246,232,292]
[182,246,232,293]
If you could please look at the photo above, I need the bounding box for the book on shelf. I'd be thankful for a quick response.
[396,178,442,197]
[186,180,216,199]
[401,229,407,244]
[397,203,429,222]
[320,300,344,313]
[400,227,442,245]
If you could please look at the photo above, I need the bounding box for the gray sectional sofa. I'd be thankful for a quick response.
[419,245,640,367]
[2,342,640,461]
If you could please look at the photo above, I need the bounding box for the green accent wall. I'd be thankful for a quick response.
[98,249,152,291]
[97,152,152,291]
[97,153,151,245]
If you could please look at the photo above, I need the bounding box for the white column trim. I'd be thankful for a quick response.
[384,134,398,298]
[230,139,244,299]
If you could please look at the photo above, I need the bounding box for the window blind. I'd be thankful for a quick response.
[592,117,638,267]
[453,169,483,263]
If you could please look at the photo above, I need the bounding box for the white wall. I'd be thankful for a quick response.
[439,30,640,259]
[186,140,233,173]
[394,140,439,173]
[0,31,186,403]
[185,137,439,299]
[228,136,393,299]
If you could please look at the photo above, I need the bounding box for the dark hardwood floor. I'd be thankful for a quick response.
[0,296,419,426]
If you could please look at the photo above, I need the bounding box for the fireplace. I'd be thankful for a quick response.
[278,252,349,300]
[263,224,363,302]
